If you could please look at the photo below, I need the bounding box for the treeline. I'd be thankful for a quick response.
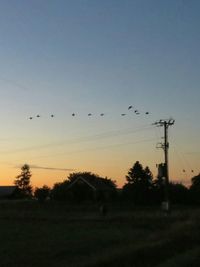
[13,162,200,205]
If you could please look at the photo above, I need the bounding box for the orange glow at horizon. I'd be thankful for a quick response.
[0,152,196,189]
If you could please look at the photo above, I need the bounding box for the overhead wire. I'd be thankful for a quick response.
[0,124,155,155]
[170,135,196,177]
[0,103,156,165]
[23,137,158,160]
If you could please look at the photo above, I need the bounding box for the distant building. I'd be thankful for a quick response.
[67,176,115,201]
[0,186,17,199]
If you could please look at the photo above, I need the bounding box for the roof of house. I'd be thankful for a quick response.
[67,176,113,191]
[68,177,97,191]
[0,186,17,197]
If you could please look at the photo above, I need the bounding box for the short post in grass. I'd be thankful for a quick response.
[99,203,107,217]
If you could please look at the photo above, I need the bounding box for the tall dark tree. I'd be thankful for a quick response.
[14,164,32,198]
[126,162,153,187]
[123,161,153,205]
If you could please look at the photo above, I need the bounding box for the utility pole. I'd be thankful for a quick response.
[154,119,175,212]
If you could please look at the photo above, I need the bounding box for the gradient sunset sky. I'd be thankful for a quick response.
[0,0,199,188]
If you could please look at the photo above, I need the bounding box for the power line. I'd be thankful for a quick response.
[171,143,196,175]
[22,137,158,160]
[0,124,154,154]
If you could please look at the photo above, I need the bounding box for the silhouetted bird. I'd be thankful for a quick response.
[183,169,186,172]
[51,114,54,117]
[145,112,149,115]
[134,110,138,113]
[128,105,133,110]
[72,113,75,116]
[100,113,104,116]
[191,170,194,173]
[29,117,33,120]
[121,113,126,116]
[36,115,40,118]
[88,113,92,116]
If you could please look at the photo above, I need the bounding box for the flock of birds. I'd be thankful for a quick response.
[28,106,150,120]
[29,114,54,120]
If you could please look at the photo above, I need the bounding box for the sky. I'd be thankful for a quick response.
[0,0,199,188]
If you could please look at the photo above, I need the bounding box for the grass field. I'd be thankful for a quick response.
[0,201,200,267]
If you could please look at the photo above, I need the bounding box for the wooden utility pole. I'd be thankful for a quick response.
[154,119,175,212]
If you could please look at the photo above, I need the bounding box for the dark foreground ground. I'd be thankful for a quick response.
[0,201,200,267]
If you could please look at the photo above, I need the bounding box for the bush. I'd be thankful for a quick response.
[34,185,50,203]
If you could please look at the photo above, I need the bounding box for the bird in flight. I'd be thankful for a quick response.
[121,113,126,116]
[36,115,40,118]
[88,113,92,116]
[51,114,54,117]
[145,112,149,115]
[72,113,75,116]
[100,113,104,116]
[128,105,133,110]
[134,110,140,115]
[29,117,33,120]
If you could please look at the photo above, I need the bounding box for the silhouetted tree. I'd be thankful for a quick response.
[169,182,189,204]
[34,185,50,203]
[14,164,32,198]
[51,180,70,201]
[152,173,190,205]
[123,161,153,205]
[190,173,200,204]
